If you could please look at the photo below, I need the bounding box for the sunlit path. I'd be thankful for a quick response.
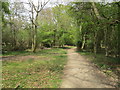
[61,48,116,88]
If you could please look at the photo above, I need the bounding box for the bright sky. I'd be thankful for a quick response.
[9,0,118,9]
[8,0,118,23]
[9,0,118,16]
[10,0,117,4]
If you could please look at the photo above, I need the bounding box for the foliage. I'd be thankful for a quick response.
[68,2,120,57]
[1,1,10,23]
[2,1,120,57]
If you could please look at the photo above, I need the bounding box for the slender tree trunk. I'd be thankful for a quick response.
[77,25,82,51]
[81,33,86,50]
[33,25,37,52]
[33,12,39,52]
[12,16,16,49]
[13,27,16,48]
[104,27,108,57]
[31,7,39,53]
[32,34,34,51]
[94,31,97,55]
[9,16,14,48]
[31,5,34,51]
[118,21,120,57]
[28,27,32,48]
[91,2,104,55]
[53,29,56,46]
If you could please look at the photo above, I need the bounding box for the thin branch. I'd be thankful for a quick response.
[29,14,35,25]
[31,2,37,12]
[37,1,40,11]
[38,0,50,13]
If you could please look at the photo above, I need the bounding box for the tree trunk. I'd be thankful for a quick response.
[81,33,86,50]
[31,5,34,51]
[91,2,102,19]
[33,25,37,52]
[32,12,39,52]
[13,23,17,50]
[94,31,97,55]
[104,27,108,57]
[117,2,120,57]
[53,29,56,46]
[77,25,82,51]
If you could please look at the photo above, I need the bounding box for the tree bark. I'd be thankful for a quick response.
[33,25,37,52]
[104,27,108,57]
[94,31,97,55]
[81,33,86,50]
[91,2,103,20]
[53,29,56,46]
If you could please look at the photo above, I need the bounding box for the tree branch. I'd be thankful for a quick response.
[38,0,50,13]
[91,2,103,20]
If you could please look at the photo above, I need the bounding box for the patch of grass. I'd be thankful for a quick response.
[2,51,30,56]
[59,46,75,49]
[2,48,67,88]
[76,51,92,55]
[38,48,67,54]
[2,48,67,57]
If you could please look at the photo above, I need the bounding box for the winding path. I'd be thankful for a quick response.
[61,48,116,88]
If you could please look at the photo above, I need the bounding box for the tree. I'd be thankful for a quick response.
[1,1,10,23]
[52,4,75,47]
[28,0,50,52]
[68,1,120,57]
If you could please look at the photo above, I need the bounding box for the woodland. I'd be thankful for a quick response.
[1,1,120,57]
[1,0,120,88]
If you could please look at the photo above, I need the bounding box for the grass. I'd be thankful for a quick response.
[77,51,120,69]
[1,51,29,56]
[2,48,67,88]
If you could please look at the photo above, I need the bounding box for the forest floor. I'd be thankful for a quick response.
[2,48,67,88]
[61,48,118,88]
[2,47,119,88]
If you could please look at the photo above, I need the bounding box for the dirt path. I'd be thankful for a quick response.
[61,48,117,88]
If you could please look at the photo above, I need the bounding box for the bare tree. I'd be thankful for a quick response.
[28,0,50,52]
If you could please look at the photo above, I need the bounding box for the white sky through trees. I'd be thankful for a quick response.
[10,0,118,4]
[9,0,119,10]
[8,0,118,23]
[9,0,118,11]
